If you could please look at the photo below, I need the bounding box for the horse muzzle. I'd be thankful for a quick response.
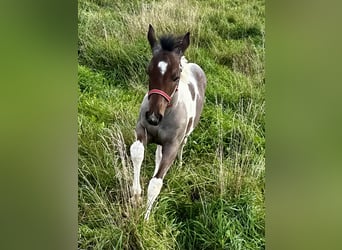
[146,111,162,126]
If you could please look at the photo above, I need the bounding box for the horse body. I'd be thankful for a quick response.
[130,25,206,220]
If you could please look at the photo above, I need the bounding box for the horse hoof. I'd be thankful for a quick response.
[131,194,142,207]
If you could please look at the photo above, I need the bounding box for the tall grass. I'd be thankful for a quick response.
[78,0,265,249]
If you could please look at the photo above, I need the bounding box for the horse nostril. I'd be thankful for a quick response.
[146,112,160,126]
[149,115,159,126]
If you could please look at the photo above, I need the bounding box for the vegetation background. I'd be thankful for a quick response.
[78,0,265,249]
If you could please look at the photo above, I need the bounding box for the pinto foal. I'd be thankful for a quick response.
[130,25,206,220]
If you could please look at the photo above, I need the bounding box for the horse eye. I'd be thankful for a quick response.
[173,76,180,82]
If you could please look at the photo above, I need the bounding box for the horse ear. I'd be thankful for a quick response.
[182,32,190,52]
[147,24,157,50]
[175,32,190,55]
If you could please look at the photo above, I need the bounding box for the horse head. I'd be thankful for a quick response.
[146,24,190,125]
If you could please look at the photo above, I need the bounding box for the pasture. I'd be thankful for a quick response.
[78,0,265,249]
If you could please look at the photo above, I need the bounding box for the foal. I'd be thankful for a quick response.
[130,25,206,220]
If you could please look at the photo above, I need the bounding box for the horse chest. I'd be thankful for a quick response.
[143,105,189,143]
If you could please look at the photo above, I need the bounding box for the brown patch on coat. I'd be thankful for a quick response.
[188,83,195,100]
[186,117,193,135]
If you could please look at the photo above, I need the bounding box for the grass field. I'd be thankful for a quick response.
[78,0,265,249]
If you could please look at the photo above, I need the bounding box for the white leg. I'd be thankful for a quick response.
[153,145,162,176]
[130,141,144,199]
[144,177,163,220]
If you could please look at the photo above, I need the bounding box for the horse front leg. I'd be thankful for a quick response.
[130,140,144,206]
[144,143,179,220]
[130,125,147,206]
[153,145,162,176]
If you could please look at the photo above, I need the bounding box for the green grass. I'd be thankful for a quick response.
[78,0,265,249]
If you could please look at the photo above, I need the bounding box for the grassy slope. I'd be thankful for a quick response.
[78,0,265,249]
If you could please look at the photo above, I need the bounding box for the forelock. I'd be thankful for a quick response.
[160,35,179,51]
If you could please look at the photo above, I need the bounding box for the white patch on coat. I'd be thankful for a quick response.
[180,56,188,68]
[158,61,168,75]
[145,177,163,220]
[178,61,200,136]
[130,140,144,196]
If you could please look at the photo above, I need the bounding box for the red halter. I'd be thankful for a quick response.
[148,89,172,103]
[148,85,178,107]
